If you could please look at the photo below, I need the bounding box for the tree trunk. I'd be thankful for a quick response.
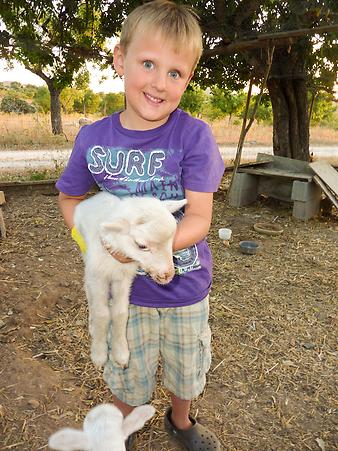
[267,77,309,161]
[48,85,63,135]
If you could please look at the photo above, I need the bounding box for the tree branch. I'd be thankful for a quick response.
[227,46,275,201]
[202,23,338,59]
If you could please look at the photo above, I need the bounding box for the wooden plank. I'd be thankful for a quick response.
[256,153,313,174]
[238,167,313,181]
[224,157,274,172]
[0,208,6,238]
[310,161,338,196]
[237,157,274,168]
[313,175,338,209]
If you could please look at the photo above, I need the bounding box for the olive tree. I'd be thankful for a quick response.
[0,0,106,134]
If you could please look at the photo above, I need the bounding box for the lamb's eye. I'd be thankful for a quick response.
[136,242,149,251]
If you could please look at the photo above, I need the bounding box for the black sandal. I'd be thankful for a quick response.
[164,407,221,450]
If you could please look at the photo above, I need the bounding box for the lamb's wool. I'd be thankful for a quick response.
[49,403,155,451]
[74,192,186,368]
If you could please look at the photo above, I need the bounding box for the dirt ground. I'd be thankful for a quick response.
[0,177,337,450]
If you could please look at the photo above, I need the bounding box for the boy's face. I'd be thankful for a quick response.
[114,30,195,130]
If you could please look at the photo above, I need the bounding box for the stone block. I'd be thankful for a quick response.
[291,180,321,202]
[228,173,258,207]
[292,199,320,221]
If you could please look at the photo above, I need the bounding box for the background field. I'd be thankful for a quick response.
[1,112,338,150]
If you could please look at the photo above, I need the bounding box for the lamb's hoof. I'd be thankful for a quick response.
[91,347,108,368]
[111,348,130,369]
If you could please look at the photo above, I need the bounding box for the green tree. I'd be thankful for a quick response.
[179,84,207,116]
[310,92,336,125]
[60,87,84,114]
[100,92,125,115]
[33,86,50,113]
[0,0,107,134]
[209,87,246,122]
[250,93,273,124]
[82,90,101,114]
[0,95,36,113]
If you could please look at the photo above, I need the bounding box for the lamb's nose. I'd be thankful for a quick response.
[157,269,175,284]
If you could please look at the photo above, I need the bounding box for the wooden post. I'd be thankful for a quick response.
[227,45,275,202]
[0,191,6,238]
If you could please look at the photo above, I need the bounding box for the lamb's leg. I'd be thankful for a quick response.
[109,278,132,368]
[85,276,110,368]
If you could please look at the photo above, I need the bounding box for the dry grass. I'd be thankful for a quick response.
[0,113,89,150]
[0,113,337,150]
[210,119,338,146]
[210,120,274,146]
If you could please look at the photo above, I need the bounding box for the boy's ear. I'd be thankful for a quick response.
[113,44,125,76]
[184,72,194,89]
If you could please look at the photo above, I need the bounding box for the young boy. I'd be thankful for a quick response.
[56,1,224,449]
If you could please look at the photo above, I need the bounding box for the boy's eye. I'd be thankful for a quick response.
[169,70,180,80]
[143,60,154,70]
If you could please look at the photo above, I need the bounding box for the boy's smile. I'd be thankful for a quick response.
[114,31,195,130]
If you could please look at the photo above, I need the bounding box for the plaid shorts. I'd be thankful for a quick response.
[103,296,211,406]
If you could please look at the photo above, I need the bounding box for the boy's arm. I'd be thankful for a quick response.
[58,191,87,229]
[173,190,213,252]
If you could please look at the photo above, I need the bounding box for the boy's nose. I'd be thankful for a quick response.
[151,71,166,92]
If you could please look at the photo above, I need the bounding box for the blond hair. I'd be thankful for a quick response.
[119,0,203,70]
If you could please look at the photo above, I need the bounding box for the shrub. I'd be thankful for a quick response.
[0,95,36,114]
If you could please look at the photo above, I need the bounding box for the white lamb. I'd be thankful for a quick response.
[48,403,155,451]
[74,191,186,368]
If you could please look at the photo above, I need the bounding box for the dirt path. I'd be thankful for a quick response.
[0,181,337,450]
[1,146,338,172]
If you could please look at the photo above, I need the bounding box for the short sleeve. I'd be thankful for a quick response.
[181,121,225,193]
[55,128,95,196]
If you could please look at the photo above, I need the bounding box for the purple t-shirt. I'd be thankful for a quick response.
[56,109,225,308]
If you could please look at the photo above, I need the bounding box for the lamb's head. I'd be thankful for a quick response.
[100,198,187,284]
[48,403,156,451]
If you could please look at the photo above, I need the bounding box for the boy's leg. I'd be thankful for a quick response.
[160,296,211,402]
[161,297,221,450]
[169,392,192,429]
[111,393,134,416]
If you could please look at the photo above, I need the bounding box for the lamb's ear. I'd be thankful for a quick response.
[122,405,156,439]
[100,218,130,233]
[48,428,91,450]
[162,198,187,213]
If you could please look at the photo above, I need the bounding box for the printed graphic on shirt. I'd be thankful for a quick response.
[136,244,201,277]
[173,245,201,275]
[86,145,184,200]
